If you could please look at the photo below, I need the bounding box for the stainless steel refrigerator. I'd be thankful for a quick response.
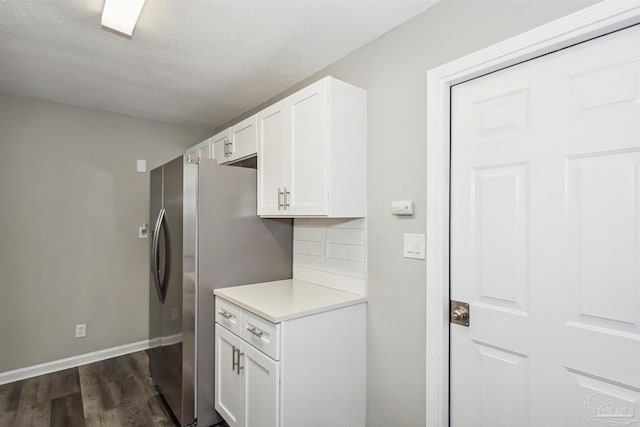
[149,155,292,427]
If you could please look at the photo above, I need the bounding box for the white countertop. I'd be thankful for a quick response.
[214,279,366,323]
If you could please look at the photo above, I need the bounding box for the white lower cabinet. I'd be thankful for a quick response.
[215,325,244,427]
[214,297,366,427]
[243,343,279,426]
[215,324,278,427]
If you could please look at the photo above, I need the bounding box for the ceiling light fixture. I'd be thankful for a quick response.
[101,0,146,37]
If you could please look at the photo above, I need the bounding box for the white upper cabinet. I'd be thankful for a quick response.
[257,76,366,217]
[257,101,287,216]
[211,129,229,163]
[214,115,258,165]
[215,325,244,427]
[185,138,212,164]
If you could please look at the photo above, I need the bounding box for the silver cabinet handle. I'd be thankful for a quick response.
[228,139,233,155]
[237,350,244,375]
[284,187,290,208]
[219,310,232,320]
[232,347,244,375]
[232,345,237,371]
[247,326,264,338]
[278,187,284,210]
[224,141,228,157]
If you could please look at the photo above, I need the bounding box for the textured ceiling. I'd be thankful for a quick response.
[0,0,436,128]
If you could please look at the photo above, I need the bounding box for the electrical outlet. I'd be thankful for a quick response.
[75,323,86,338]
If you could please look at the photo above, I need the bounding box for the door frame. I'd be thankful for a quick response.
[425,2,640,425]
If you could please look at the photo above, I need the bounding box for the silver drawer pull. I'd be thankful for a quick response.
[219,310,232,320]
[247,327,264,338]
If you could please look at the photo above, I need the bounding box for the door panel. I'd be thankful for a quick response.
[149,166,163,382]
[451,24,640,426]
[228,115,257,162]
[288,80,328,215]
[244,344,279,427]
[474,342,528,427]
[566,369,640,426]
[257,101,287,215]
[215,325,244,427]
[472,164,529,312]
[567,153,639,325]
[212,129,229,163]
[157,156,185,422]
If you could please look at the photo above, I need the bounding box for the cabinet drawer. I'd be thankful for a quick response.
[215,299,243,336]
[241,310,280,361]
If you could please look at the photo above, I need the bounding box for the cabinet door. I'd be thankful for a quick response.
[287,79,328,215]
[257,101,288,216]
[243,344,279,427]
[186,139,212,164]
[215,325,244,427]
[198,139,213,161]
[228,115,257,163]
[212,129,229,164]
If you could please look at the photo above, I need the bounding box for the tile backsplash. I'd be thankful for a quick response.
[293,218,367,296]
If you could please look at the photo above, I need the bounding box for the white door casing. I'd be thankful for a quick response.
[425,2,640,426]
[451,24,640,426]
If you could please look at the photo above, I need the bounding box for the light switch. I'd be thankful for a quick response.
[404,233,425,259]
[137,159,147,173]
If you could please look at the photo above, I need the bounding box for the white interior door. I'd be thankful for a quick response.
[450,24,640,426]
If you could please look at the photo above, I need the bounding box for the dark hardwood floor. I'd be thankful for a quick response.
[0,351,179,426]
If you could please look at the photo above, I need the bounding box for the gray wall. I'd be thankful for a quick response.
[319,2,599,425]
[0,93,210,373]
[215,1,597,425]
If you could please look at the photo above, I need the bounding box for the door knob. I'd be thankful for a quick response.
[452,307,468,320]
[450,300,470,326]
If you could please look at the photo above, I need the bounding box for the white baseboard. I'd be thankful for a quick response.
[147,333,182,349]
[0,339,150,385]
[161,333,183,346]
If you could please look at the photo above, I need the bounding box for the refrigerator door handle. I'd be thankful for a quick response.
[159,212,170,303]
[152,208,166,303]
